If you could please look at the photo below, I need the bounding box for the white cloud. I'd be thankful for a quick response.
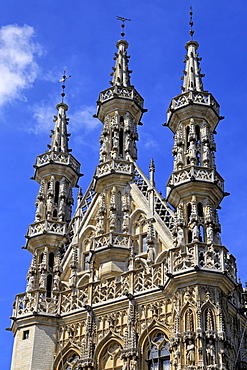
[69,106,100,132]
[29,103,100,135]
[0,24,42,106]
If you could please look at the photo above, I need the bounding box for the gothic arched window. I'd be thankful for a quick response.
[58,351,80,370]
[146,332,170,370]
[100,341,123,370]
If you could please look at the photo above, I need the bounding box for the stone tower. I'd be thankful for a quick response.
[10,26,247,370]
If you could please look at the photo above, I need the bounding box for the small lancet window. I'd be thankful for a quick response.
[46,274,52,298]
[186,126,190,149]
[197,203,203,217]
[54,181,60,204]
[119,128,124,156]
[199,225,204,242]
[188,230,192,243]
[48,252,54,270]
[195,125,201,143]
[39,252,44,264]
[53,209,57,218]
[187,203,192,223]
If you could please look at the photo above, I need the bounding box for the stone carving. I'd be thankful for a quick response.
[186,340,195,365]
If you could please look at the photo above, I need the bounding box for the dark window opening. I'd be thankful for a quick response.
[39,252,43,264]
[119,128,124,156]
[54,181,59,204]
[187,203,191,223]
[46,274,52,298]
[188,230,192,243]
[197,203,203,217]
[195,125,200,143]
[23,330,29,340]
[48,252,54,270]
[186,126,190,149]
[53,209,57,218]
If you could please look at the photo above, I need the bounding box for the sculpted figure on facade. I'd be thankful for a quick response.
[186,340,195,365]
[206,339,216,366]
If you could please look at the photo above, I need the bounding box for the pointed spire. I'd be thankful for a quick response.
[47,103,71,153]
[181,7,205,92]
[110,39,132,87]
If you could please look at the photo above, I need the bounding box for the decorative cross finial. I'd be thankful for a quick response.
[117,16,131,38]
[189,6,194,40]
[58,70,71,103]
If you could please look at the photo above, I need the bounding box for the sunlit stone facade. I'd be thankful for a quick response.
[10,33,247,370]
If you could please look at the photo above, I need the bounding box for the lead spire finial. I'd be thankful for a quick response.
[189,6,194,40]
[117,16,131,39]
[58,70,71,103]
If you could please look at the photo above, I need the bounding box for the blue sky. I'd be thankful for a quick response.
[1,1,247,367]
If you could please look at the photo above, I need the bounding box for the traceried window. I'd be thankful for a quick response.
[59,352,80,370]
[146,332,170,370]
[100,341,123,370]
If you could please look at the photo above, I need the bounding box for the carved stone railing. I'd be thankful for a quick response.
[96,160,133,178]
[12,244,236,319]
[35,151,80,173]
[133,164,175,232]
[27,220,67,238]
[167,91,220,121]
[93,233,131,249]
[166,166,224,194]
[99,86,144,109]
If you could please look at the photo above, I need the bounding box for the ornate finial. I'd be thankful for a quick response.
[58,70,71,103]
[117,16,131,39]
[189,6,194,40]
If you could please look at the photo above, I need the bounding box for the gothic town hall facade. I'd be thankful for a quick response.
[10,28,247,370]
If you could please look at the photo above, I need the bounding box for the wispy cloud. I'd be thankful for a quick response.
[0,24,42,106]
[28,103,100,135]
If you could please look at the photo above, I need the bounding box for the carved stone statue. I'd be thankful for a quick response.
[26,275,35,292]
[206,225,214,244]
[39,271,46,289]
[192,223,199,241]
[53,273,60,291]
[186,340,195,365]
[147,245,155,264]
[206,339,216,365]
[177,227,185,248]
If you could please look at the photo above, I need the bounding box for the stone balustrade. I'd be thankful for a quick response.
[35,151,80,173]
[27,220,67,237]
[99,86,144,109]
[167,91,220,121]
[167,166,224,192]
[12,243,236,319]
[96,160,133,177]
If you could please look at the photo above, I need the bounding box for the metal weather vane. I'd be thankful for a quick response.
[189,6,194,40]
[58,70,71,103]
[117,16,131,38]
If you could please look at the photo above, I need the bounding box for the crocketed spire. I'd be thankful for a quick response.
[110,39,132,87]
[48,103,71,153]
[181,40,205,92]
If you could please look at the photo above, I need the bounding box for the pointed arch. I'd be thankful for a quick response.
[138,321,171,370]
[77,273,90,288]
[53,342,80,370]
[94,332,124,370]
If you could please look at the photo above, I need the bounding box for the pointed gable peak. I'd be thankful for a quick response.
[110,39,132,87]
